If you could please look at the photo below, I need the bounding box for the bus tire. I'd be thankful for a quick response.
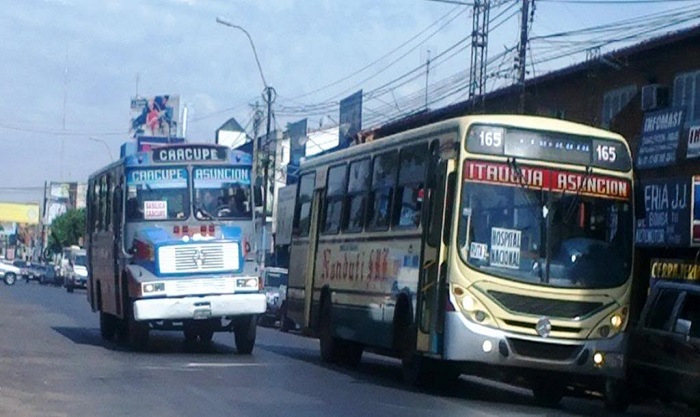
[234,315,257,354]
[604,378,630,413]
[199,328,214,343]
[319,295,341,364]
[341,341,364,367]
[279,303,294,333]
[99,312,117,341]
[67,285,74,293]
[3,272,16,286]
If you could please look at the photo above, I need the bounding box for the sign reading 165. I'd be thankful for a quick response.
[596,144,617,162]
[479,129,503,147]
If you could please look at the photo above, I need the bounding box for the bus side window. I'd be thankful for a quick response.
[322,164,347,234]
[294,173,315,237]
[342,158,370,233]
[394,144,427,229]
[367,151,398,230]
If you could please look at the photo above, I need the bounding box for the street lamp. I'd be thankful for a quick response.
[216,17,276,268]
[88,137,114,162]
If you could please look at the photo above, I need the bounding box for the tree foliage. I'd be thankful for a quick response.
[48,208,85,254]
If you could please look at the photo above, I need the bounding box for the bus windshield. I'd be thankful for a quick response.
[193,166,252,220]
[458,182,633,289]
[125,167,190,221]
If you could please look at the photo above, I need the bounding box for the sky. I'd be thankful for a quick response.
[0,0,698,205]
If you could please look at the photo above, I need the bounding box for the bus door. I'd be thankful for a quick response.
[416,157,456,354]
[303,189,324,330]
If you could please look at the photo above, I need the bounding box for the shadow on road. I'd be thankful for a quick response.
[51,326,242,355]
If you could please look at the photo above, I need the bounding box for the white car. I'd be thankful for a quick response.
[0,261,21,285]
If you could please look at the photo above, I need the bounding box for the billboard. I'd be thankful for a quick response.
[130,95,180,138]
[693,175,700,246]
[636,176,691,247]
[687,124,700,159]
[0,203,40,224]
[636,107,685,169]
[338,90,363,149]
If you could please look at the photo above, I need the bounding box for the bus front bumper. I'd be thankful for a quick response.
[442,312,627,379]
[133,293,267,321]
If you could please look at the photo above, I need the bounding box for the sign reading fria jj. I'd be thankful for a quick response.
[153,145,228,163]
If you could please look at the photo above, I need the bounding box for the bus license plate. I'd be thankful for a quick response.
[193,308,212,320]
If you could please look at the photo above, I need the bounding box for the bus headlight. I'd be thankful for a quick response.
[593,306,628,338]
[452,286,493,325]
[236,277,259,290]
[141,282,165,295]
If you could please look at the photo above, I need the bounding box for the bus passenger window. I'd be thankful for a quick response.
[367,151,397,230]
[343,158,370,233]
[394,144,427,229]
[322,164,347,234]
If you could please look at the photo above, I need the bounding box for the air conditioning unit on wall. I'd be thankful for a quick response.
[641,84,669,111]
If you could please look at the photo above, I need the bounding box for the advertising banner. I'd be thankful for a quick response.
[650,258,700,288]
[693,175,700,246]
[287,118,308,167]
[636,176,691,247]
[338,90,363,149]
[137,136,185,152]
[688,124,700,159]
[636,107,685,169]
[130,95,180,138]
[0,203,40,224]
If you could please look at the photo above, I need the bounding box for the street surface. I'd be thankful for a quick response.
[0,282,695,417]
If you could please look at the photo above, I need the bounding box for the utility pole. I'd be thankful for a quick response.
[469,0,490,111]
[425,49,431,110]
[517,0,533,114]
[261,86,276,267]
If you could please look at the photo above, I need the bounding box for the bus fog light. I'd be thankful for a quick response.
[482,340,493,353]
[474,310,487,322]
[593,352,604,366]
[461,295,474,311]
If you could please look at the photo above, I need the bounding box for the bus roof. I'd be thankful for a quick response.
[298,114,627,172]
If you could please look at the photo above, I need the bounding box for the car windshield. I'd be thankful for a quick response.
[458,181,634,289]
[193,166,252,220]
[265,272,288,287]
[125,167,190,221]
[74,255,87,267]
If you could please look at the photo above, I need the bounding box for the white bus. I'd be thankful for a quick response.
[285,115,637,410]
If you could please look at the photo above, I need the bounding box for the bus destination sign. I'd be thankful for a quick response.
[466,124,631,171]
[152,145,228,163]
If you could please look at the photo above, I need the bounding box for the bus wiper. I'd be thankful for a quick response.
[508,157,539,208]
[563,165,593,223]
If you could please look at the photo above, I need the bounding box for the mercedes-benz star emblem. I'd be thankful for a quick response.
[536,317,552,338]
[193,249,206,267]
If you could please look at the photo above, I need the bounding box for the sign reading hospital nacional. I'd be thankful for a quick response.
[636,107,685,169]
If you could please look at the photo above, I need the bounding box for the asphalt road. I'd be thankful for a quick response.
[0,282,695,417]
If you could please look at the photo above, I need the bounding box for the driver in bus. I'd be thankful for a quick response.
[197,190,219,218]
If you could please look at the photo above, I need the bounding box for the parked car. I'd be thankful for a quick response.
[12,260,39,282]
[626,281,700,414]
[35,264,59,285]
[259,267,288,327]
[0,260,20,285]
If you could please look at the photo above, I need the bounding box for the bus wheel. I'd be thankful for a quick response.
[279,303,294,333]
[319,297,341,363]
[99,312,117,341]
[604,378,630,413]
[234,315,257,354]
[199,328,214,343]
[531,379,565,407]
[126,305,149,351]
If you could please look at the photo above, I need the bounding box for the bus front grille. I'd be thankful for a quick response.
[172,245,226,272]
[487,291,603,319]
[507,338,583,361]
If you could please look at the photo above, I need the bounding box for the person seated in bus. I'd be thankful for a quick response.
[126,196,142,220]
[225,185,248,216]
[196,190,219,219]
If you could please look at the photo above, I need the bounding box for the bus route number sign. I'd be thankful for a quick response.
[466,125,505,156]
